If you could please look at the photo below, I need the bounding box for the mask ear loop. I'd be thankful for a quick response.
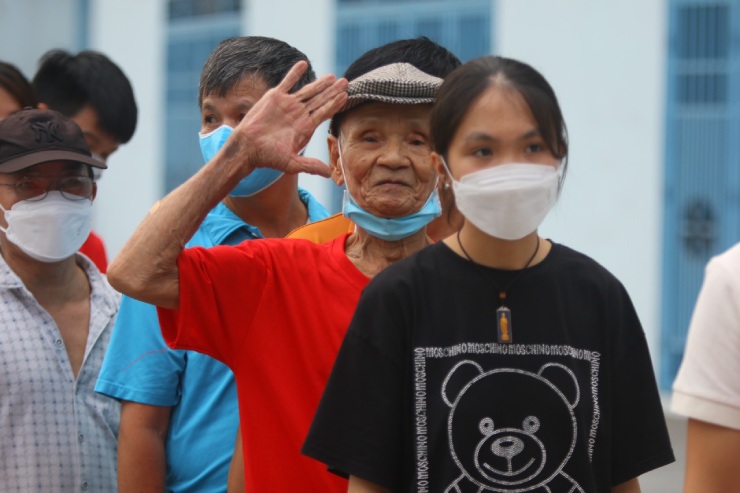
[336,135,347,185]
[336,135,361,202]
[336,136,360,234]
[429,174,440,200]
[439,155,456,184]
[336,136,350,194]
[0,203,8,235]
[0,196,14,235]
[555,159,566,197]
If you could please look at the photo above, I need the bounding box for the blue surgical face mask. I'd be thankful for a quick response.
[199,124,284,197]
[337,138,441,241]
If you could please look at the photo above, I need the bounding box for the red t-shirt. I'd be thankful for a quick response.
[158,234,368,492]
[79,230,108,273]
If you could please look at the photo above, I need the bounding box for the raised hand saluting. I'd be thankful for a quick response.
[226,61,348,179]
[107,63,348,309]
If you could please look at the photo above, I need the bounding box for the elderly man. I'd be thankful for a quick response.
[0,108,119,492]
[95,36,329,493]
[108,51,453,491]
[226,38,462,491]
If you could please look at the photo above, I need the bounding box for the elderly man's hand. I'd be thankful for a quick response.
[228,61,348,179]
[107,62,347,309]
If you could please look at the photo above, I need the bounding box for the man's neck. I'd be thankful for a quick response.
[221,174,309,239]
[344,227,431,278]
[0,241,89,306]
[1,240,92,378]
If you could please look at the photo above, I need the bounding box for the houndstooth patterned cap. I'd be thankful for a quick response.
[330,63,443,132]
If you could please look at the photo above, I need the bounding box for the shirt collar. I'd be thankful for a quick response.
[0,253,23,289]
[0,252,119,318]
[201,188,330,244]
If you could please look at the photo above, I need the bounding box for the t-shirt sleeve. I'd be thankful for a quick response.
[303,275,407,490]
[157,242,269,366]
[672,252,740,429]
[95,294,185,406]
[608,282,675,484]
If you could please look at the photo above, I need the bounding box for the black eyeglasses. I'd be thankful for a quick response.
[0,175,94,201]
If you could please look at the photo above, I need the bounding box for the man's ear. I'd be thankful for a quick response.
[327,135,344,186]
[432,152,447,180]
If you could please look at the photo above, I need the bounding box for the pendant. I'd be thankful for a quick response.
[497,306,512,343]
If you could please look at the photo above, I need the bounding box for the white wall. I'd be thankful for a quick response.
[497,0,668,361]
[89,0,166,259]
[0,0,78,77]
[246,0,338,208]
[0,0,166,259]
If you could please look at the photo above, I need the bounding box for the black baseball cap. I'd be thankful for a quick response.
[0,108,106,173]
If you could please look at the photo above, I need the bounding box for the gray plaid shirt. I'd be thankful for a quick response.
[0,253,120,492]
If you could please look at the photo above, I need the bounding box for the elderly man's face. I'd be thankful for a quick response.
[329,102,437,219]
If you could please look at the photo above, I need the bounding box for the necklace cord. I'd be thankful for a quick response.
[456,231,540,304]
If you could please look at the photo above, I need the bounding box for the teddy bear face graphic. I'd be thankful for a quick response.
[442,362,581,492]
[473,414,545,484]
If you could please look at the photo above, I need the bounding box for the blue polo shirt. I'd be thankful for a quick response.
[95,189,328,493]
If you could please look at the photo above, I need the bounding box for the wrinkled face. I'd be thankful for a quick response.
[200,75,269,133]
[441,85,559,181]
[71,105,120,162]
[0,86,22,121]
[329,102,437,219]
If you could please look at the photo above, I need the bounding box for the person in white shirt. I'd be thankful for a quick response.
[0,107,120,492]
[673,242,740,493]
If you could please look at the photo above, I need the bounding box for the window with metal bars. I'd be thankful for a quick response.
[661,0,740,390]
[164,3,241,192]
[168,0,240,20]
[331,0,492,211]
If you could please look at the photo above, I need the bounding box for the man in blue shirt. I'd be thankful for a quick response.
[95,36,329,492]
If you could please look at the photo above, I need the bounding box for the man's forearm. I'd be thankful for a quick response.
[227,427,244,493]
[107,62,347,309]
[118,403,172,493]
[107,145,248,309]
[118,431,167,492]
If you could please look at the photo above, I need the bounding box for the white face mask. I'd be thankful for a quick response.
[444,160,559,240]
[0,191,93,262]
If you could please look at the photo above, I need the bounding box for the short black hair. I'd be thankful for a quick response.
[332,37,461,136]
[0,61,36,111]
[33,49,138,144]
[198,36,315,108]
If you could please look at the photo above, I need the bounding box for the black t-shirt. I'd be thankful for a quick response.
[303,241,674,492]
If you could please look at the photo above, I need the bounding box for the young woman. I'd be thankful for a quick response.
[303,56,674,493]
